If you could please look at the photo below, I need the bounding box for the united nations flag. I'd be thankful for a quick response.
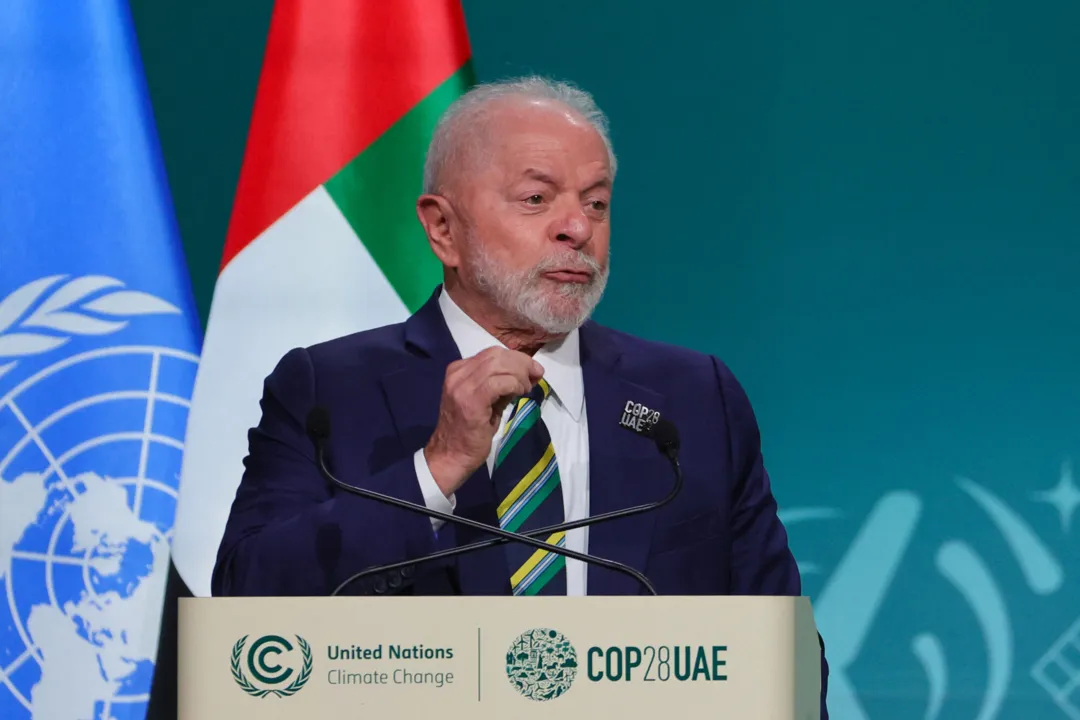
[0,2,201,718]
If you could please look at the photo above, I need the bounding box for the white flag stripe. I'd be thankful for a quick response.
[172,186,410,596]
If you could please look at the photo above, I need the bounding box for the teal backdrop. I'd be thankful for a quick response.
[130,1,1080,718]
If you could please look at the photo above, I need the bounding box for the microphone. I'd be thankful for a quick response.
[305,407,661,596]
[321,405,683,597]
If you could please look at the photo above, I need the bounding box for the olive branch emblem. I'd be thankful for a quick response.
[0,274,181,381]
[231,635,313,698]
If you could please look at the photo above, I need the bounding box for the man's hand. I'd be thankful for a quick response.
[424,347,544,496]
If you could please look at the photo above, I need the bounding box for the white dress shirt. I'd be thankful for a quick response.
[412,287,590,595]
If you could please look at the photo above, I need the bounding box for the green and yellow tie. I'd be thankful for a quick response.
[492,378,567,595]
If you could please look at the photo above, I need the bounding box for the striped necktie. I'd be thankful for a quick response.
[492,377,567,595]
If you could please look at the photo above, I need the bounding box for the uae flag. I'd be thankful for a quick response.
[149,0,473,713]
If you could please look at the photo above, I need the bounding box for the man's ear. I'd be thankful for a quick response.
[416,194,461,268]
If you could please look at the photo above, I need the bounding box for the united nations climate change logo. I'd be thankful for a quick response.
[231,634,313,698]
[505,628,578,701]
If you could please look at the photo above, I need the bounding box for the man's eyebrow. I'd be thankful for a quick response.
[582,176,612,193]
[519,168,612,193]
[520,168,558,185]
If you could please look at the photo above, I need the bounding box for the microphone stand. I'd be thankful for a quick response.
[310,436,659,596]
[331,449,683,597]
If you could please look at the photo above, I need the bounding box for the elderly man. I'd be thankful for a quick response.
[212,76,828,715]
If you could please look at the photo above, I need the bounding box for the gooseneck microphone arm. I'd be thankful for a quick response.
[332,425,682,597]
[305,408,659,596]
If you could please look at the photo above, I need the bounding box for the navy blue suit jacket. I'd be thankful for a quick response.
[212,288,828,716]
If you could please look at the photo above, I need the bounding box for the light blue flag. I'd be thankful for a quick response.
[0,2,202,718]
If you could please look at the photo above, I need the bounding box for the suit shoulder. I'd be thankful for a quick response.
[304,321,406,360]
[596,323,720,377]
[594,323,753,413]
[265,321,409,387]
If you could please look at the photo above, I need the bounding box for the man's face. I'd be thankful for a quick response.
[453,100,612,334]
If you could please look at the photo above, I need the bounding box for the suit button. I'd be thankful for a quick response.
[388,573,402,589]
[373,576,388,594]
[401,565,414,578]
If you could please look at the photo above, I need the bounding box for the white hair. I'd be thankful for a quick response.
[422,76,617,195]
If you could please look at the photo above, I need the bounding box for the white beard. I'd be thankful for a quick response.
[466,239,609,334]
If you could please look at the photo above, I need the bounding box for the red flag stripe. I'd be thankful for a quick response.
[220,0,471,271]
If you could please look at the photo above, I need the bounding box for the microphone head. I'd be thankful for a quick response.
[648,418,680,456]
[305,406,332,442]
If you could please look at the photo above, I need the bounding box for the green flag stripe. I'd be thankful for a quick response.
[323,63,475,313]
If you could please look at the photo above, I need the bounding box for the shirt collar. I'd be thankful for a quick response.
[438,287,584,421]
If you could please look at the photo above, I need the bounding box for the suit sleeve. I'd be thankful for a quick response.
[210,346,441,596]
[712,356,830,719]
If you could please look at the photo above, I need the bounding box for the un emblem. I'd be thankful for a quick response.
[231,634,313,698]
[505,628,578,701]
[0,275,199,718]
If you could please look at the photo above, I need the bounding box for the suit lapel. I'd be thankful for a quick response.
[579,323,669,595]
[379,288,511,595]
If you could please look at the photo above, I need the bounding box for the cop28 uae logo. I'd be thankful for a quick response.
[505,628,578,701]
[231,635,313,698]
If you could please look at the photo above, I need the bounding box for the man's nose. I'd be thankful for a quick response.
[551,205,592,248]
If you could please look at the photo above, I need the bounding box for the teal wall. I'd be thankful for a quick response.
[132,1,1080,717]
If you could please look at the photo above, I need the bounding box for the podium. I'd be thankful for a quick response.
[178,595,821,719]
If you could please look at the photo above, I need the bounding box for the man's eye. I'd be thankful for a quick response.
[525,195,544,205]
[590,200,608,212]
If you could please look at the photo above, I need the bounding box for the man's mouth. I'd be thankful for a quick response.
[543,269,592,283]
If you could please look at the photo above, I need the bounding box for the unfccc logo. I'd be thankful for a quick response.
[231,634,313,698]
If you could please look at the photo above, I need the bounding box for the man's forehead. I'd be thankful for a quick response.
[445,97,610,192]
[475,97,595,143]
[485,119,609,170]
[487,95,583,124]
